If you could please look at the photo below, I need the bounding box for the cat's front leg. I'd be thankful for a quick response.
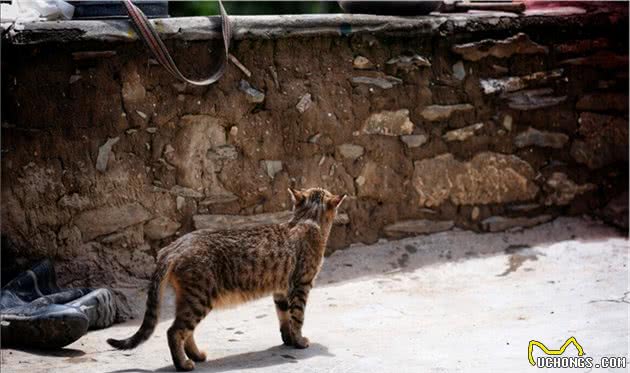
[287,281,312,349]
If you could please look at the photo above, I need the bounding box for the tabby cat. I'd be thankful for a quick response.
[107,187,346,371]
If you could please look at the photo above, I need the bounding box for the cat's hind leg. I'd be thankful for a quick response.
[185,334,207,362]
[168,282,212,371]
[273,292,292,345]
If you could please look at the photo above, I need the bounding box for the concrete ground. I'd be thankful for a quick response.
[1,217,628,373]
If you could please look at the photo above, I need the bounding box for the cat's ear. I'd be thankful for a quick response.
[288,188,305,205]
[328,194,347,209]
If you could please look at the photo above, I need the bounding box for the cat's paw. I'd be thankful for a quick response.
[280,326,293,345]
[189,350,207,362]
[175,359,195,372]
[293,336,310,349]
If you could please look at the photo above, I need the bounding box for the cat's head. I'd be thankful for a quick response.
[288,187,346,224]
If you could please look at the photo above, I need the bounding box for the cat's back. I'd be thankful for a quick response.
[159,224,291,261]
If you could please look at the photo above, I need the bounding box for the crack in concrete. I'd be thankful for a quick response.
[588,291,630,305]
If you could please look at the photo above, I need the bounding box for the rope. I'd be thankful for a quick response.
[122,0,231,86]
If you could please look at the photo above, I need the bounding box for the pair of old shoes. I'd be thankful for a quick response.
[0,260,116,349]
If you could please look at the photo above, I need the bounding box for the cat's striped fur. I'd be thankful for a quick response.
[107,188,346,371]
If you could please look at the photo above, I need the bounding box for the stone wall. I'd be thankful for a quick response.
[1,8,628,314]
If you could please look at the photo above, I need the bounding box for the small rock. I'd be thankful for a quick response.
[452,33,548,62]
[229,126,238,138]
[95,137,120,172]
[514,127,569,149]
[176,196,185,211]
[353,56,374,70]
[208,145,238,161]
[350,76,402,90]
[480,69,563,95]
[261,160,283,179]
[355,175,366,186]
[508,204,541,212]
[544,172,596,206]
[308,133,322,144]
[471,206,480,221]
[363,109,414,136]
[503,115,513,131]
[337,144,364,160]
[144,217,181,240]
[400,134,428,148]
[145,127,157,134]
[200,191,239,205]
[384,219,454,238]
[452,61,466,80]
[386,54,431,73]
[136,110,148,120]
[170,185,204,199]
[58,193,90,210]
[481,215,553,232]
[69,75,82,84]
[443,123,483,142]
[420,104,474,122]
[296,93,313,113]
[239,80,265,103]
[502,88,567,110]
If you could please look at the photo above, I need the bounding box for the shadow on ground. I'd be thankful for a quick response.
[105,343,332,373]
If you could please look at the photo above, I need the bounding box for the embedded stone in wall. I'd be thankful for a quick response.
[353,55,374,70]
[576,93,629,112]
[168,115,226,190]
[169,185,204,199]
[412,152,539,207]
[121,70,146,105]
[95,137,119,172]
[351,75,402,89]
[501,88,567,110]
[514,127,569,149]
[239,80,265,103]
[384,219,454,238]
[443,123,483,142]
[544,172,596,206]
[337,144,364,160]
[570,112,628,169]
[144,217,181,240]
[386,54,431,74]
[480,69,563,95]
[74,203,151,241]
[400,134,428,148]
[357,161,403,202]
[207,145,238,161]
[199,191,239,206]
[452,61,466,81]
[452,33,548,62]
[362,109,414,136]
[261,160,283,179]
[58,193,90,210]
[193,211,349,231]
[296,93,313,113]
[420,104,474,122]
[480,215,553,232]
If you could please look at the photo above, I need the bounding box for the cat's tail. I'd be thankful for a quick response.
[107,260,170,350]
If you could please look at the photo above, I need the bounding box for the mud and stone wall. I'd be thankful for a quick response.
[1,7,628,316]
